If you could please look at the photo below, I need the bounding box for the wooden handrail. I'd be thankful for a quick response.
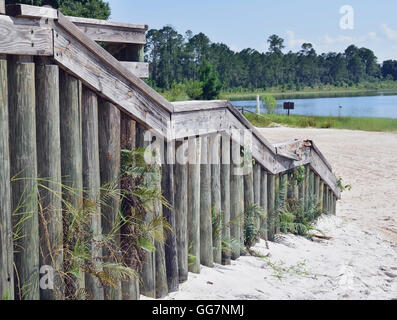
[0,4,341,198]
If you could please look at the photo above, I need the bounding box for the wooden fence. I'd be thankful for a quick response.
[0,3,340,300]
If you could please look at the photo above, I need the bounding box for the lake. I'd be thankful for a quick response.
[231,92,397,119]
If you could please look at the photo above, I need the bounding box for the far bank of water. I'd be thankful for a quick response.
[231,92,397,119]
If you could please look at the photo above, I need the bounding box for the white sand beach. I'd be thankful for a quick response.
[153,128,397,300]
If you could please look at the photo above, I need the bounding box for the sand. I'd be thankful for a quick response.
[148,128,397,300]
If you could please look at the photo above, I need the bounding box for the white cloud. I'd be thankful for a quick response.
[286,30,311,50]
[382,24,397,40]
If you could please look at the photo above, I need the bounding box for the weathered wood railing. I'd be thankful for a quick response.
[0,3,340,300]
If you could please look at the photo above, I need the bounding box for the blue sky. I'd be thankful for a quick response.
[107,0,397,62]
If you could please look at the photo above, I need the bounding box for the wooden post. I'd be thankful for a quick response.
[267,174,276,241]
[277,174,288,234]
[136,123,155,298]
[82,87,104,300]
[323,187,328,214]
[230,140,241,260]
[319,181,324,212]
[274,174,281,235]
[200,135,213,268]
[210,133,222,264]
[260,169,268,240]
[174,139,188,282]
[243,156,254,246]
[162,140,179,293]
[0,1,5,15]
[304,166,310,211]
[309,170,315,206]
[253,163,261,242]
[220,134,231,265]
[188,136,201,274]
[0,54,14,300]
[256,95,260,115]
[35,59,63,300]
[8,56,39,300]
[59,70,85,299]
[314,174,320,206]
[98,99,121,300]
[119,114,139,300]
[333,196,337,216]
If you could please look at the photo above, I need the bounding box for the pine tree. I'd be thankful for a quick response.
[199,59,222,100]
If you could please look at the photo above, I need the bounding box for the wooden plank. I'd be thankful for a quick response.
[230,140,242,260]
[267,174,276,241]
[82,87,104,300]
[98,99,122,300]
[8,56,39,300]
[0,16,53,56]
[314,174,320,206]
[0,55,14,300]
[120,62,149,78]
[54,25,171,138]
[35,59,63,300]
[67,15,147,33]
[59,70,85,299]
[210,133,222,264]
[70,20,147,45]
[188,137,201,274]
[119,114,139,301]
[0,0,5,15]
[56,13,173,114]
[162,141,179,293]
[174,140,189,282]
[6,4,58,19]
[253,163,261,241]
[136,123,155,299]
[220,134,231,265]
[310,150,340,198]
[260,169,268,240]
[200,135,213,268]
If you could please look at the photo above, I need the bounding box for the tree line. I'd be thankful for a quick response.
[145,26,397,94]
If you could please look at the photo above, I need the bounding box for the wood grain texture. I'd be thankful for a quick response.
[98,99,121,300]
[162,141,179,293]
[120,62,149,78]
[230,140,242,260]
[8,56,39,300]
[119,114,139,301]
[0,56,14,299]
[253,163,261,241]
[53,25,171,138]
[136,123,155,298]
[260,169,268,240]
[56,13,173,113]
[59,70,85,299]
[82,87,104,300]
[174,140,188,282]
[6,4,58,19]
[210,133,222,264]
[188,137,201,273]
[0,16,52,56]
[35,60,63,300]
[200,135,213,268]
[267,175,276,241]
[220,134,231,265]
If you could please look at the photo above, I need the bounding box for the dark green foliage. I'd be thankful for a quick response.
[5,0,111,19]
[145,26,388,92]
[243,203,265,249]
[199,59,222,100]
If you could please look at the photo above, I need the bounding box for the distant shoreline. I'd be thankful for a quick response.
[221,83,397,101]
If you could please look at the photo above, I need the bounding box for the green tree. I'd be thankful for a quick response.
[199,59,222,100]
[263,96,277,114]
[5,0,111,19]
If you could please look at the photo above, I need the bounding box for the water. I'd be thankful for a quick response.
[231,92,397,119]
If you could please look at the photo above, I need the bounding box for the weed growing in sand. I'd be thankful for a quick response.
[263,258,312,280]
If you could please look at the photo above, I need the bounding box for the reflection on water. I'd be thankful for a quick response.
[231,92,397,119]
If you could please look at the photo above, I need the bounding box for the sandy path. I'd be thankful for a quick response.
[258,127,397,244]
[153,128,397,300]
